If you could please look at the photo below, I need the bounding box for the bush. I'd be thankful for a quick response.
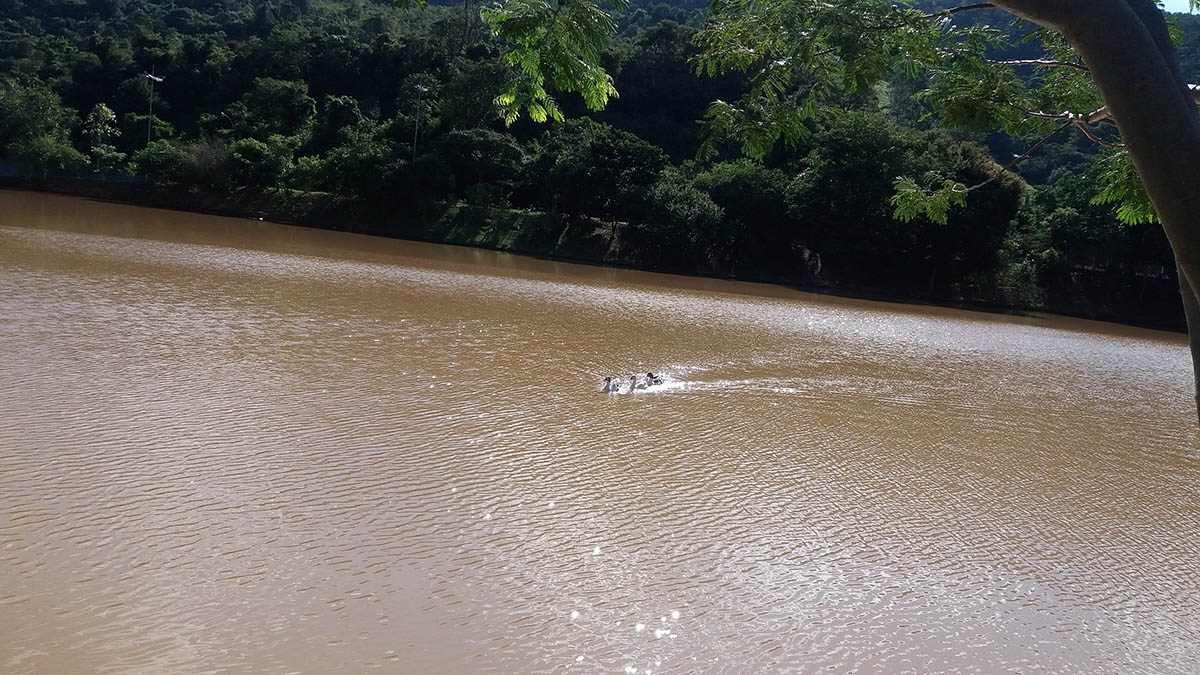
[10,134,88,173]
[182,137,231,188]
[130,140,189,182]
[229,135,298,187]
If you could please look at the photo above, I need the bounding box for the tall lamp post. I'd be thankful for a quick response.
[144,67,165,146]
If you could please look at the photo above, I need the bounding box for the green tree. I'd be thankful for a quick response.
[395,73,440,161]
[693,160,792,274]
[439,60,511,131]
[318,121,399,198]
[83,103,119,148]
[536,118,668,219]
[89,144,128,174]
[481,0,628,124]
[312,95,366,154]
[433,128,526,198]
[229,135,300,187]
[598,20,743,160]
[1012,165,1174,289]
[182,138,234,190]
[786,112,1021,291]
[0,79,83,169]
[10,134,88,174]
[119,113,175,154]
[625,167,727,269]
[83,103,126,172]
[228,78,317,140]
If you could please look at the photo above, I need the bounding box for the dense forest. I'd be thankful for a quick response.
[2,0,1198,327]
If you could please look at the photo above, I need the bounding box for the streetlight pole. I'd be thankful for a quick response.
[145,67,165,147]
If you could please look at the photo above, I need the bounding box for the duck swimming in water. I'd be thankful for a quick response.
[601,376,621,392]
[629,374,647,392]
[645,372,663,386]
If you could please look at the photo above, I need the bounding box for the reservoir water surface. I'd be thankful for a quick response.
[1,190,1198,673]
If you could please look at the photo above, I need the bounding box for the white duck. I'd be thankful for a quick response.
[628,375,647,393]
[601,376,621,393]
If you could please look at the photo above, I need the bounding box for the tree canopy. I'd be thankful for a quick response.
[486,0,1197,220]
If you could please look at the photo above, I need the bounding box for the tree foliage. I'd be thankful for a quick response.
[627,167,726,268]
[130,139,189,182]
[481,0,629,123]
[534,117,668,218]
[485,0,1199,227]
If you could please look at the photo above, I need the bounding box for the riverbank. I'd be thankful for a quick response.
[1,177,1185,332]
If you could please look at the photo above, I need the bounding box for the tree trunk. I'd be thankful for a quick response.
[1177,266,1200,424]
[992,0,1200,421]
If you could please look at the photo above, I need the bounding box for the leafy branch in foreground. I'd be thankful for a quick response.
[891,176,967,224]
[481,0,628,124]
[394,0,625,123]
[1090,148,1158,225]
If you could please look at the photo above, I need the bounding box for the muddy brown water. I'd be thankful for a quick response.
[1,190,1198,674]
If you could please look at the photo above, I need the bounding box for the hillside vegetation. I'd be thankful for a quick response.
[2,0,1198,327]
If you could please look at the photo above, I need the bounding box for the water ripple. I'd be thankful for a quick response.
[1,194,1198,674]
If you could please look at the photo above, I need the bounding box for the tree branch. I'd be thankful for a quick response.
[925,3,995,18]
[990,58,1088,71]
[986,0,1093,33]
[1071,119,1123,148]
[968,121,1072,191]
[864,3,996,32]
[1088,83,1200,125]
[1006,102,1124,147]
